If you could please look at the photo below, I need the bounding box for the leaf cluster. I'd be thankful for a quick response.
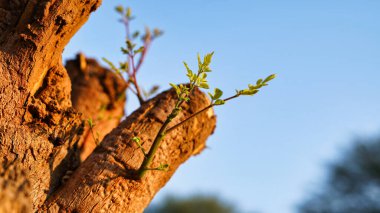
[171,53,276,108]
[185,52,214,89]
[208,88,225,105]
[236,74,276,96]
[115,6,134,20]
[107,5,277,179]
[115,6,165,41]
[102,5,164,105]
[169,52,215,104]
[103,6,164,76]
[137,52,276,179]
[102,58,128,76]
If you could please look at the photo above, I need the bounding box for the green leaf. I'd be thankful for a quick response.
[183,62,194,81]
[195,77,202,86]
[248,84,260,90]
[126,39,135,51]
[119,62,129,72]
[134,46,144,54]
[199,73,207,81]
[87,118,95,128]
[132,136,146,156]
[158,163,169,171]
[148,85,159,96]
[199,82,209,89]
[183,62,191,72]
[256,79,263,85]
[263,74,276,83]
[132,136,141,143]
[169,83,181,96]
[142,85,159,99]
[203,66,212,72]
[240,89,259,96]
[178,84,184,90]
[213,88,223,100]
[197,53,202,69]
[132,31,140,39]
[121,47,129,55]
[126,7,132,18]
[208,92,214,100]
[191,73,197,82]
[169,83,178,90]
[203,51,214,66]
[115,6,124,14]
[102,58,119,73]
[186,69,193,79]
[214,99,225,105]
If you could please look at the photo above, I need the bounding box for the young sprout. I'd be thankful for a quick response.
[103,5,163,106]
[135,52,215,178]
[134,52,276,179]
[166,74,276,133]
[105,5,276,180]
[132,136,147,157]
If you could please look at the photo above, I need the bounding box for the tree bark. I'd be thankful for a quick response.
[0,0,216,212]
[66,53,128,161]
[44,88,216,212]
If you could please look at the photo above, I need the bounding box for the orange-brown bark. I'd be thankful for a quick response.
[66,53,127,161]
[0,0,217,212]
[44,88,216,212]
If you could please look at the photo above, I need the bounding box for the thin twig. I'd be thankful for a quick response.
[166,94,240,133]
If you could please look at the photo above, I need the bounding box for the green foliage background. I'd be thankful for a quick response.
[299,136,380,213]
[145,195,237,213]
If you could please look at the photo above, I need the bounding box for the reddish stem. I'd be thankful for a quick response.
[135,39,151,73]
[130,54,145,104]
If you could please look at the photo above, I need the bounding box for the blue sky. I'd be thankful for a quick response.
[63,1,380,212]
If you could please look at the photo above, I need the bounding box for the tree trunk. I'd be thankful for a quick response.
[0,1,216,212]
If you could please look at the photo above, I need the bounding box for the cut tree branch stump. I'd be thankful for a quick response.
[0,0,217,212]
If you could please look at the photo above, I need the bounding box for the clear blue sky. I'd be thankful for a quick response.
[62,1,380,212]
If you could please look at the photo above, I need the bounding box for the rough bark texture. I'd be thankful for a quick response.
[44,88,216,212]
[66,53,127,161]
[1,0,103,209]
[0,0,217,212]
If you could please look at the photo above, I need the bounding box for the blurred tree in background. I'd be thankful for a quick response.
[299,136,380,213]
[145,194,237,213]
